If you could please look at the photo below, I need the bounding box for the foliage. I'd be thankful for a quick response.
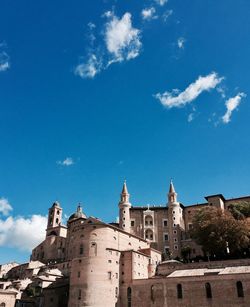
[191,207,250,258]
[228,202,250,219]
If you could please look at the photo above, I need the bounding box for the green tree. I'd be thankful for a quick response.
[191,207,249,258]
[228,202,250,219]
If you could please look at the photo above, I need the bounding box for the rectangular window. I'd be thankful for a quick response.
[108,271,112,279]
[131,220,135,227]
[163,219,168,227]
[164,247,170,254]
[188,224,193,230]
[78,271,80,278]
[78,289,81,300]
[164,234,169,241]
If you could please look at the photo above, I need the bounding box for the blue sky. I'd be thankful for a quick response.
[0,0,250,263]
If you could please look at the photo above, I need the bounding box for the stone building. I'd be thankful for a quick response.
[1,180,250,307]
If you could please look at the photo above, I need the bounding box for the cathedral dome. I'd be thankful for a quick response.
[69,204,87,221]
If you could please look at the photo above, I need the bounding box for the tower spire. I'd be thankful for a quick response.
[168,179,177,204]
[169,179,175,193]
[119,181,131,233]
[121,180,130,203]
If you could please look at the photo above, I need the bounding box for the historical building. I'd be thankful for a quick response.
[0,180,250,307]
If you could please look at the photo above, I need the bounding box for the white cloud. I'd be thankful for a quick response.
[104,12,141,63]
[162,9,173,22]
[177,37,185,49]
[155,0,168,6]
[0,51,10,72]
[0,198,13,216]
[75,12,141,79]
[0,215,47,251]
[187,113,194,122]
[155,72,223,108]
[141,7,157,20]
[222,92,246,124]
[75,54,102,79]
[57,157,74,166]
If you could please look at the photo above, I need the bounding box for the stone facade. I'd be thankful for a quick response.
[1,180,250,307]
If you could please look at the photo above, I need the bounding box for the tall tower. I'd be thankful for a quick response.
[119,181,131,233]
[168,179,177,204]
[46,201,62,237]
[167,180,184,257]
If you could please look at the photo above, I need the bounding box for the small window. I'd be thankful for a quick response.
[131,220,135,227]
[108,271,112,279]
[177,284,183,299]
[174,238,177,242]
[115,287,118,298]
[108,260,112,263]
[78,271,80,278]
[78,289,82,300]
[205,283,212,298]
[127,287,132,307]
[173,230,177,234]
[164,247,170,254]
[164,234,169,241]
[163,220,168,227]
[236,281,244,297]
[79,244,84,255]
[174,245,178,250]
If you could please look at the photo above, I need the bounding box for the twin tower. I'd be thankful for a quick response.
[119,180,181,233]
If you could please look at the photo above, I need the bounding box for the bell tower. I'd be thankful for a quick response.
[46,201,62,237]
[119,181,131,233]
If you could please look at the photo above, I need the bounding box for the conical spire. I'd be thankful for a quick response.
[122,180,129,194]
[120,180,130,203]
[168,179,177,203]
[169,179,175,193]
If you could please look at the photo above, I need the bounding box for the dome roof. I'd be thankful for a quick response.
[69,205,87,221]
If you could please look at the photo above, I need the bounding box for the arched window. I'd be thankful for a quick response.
[177,284,183,299]
[79,244,84,255]
[127,287,132,307]
[236,281,244,297]
[145,229,154,241]
[205,283,212,298]
[0,303,6,307]
[56,218,59,224]
[145,215,153,226]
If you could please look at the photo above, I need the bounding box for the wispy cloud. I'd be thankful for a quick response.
[187,113,194,122]
[105,12,141,63]
[177,37,186,49]
[75,54,102,79]
[222,92,246,124]
[75,11,141,79]
[155,0,168,6]
[154,72,223,108]
[0,43,10,72]
[162,9,173,22]
[0,214,47,251]
[57,157,74,166]
[0,198,13,216]
[141,7,158,21]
